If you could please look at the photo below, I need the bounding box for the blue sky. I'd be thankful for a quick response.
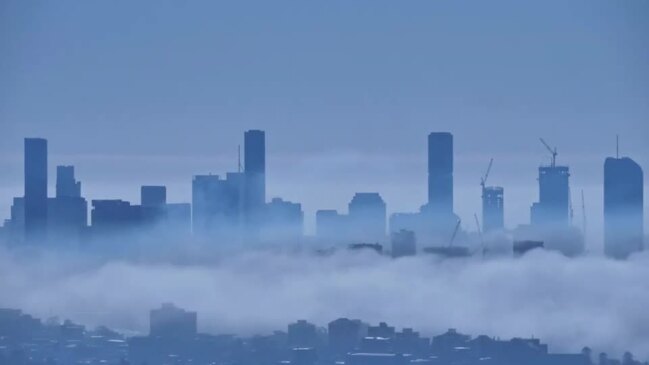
[1,1,648,245]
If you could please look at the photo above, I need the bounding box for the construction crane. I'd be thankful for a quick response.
[539,138,558,167]
[448,219,461,247]
[474,213,485,257]
[480,158,494,190]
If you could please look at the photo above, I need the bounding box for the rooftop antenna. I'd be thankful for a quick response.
[539,138,558,167]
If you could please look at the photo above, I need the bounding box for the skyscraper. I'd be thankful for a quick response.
[604,156,644,259]
[348,192,386,243]
[56,166,81,198]
[244,130,266,232]
[48,166,87,243]
[427,132,453,216]
[24,138,48,242]
[530,166,570,227]
[482,186,504,232]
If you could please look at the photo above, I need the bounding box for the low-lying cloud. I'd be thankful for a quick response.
[0,245,648,360]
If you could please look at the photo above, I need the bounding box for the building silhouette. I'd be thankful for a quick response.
[55,166,81,198]
[426,132,453,216]
[390,229,416,258]
[348,193,386,243]
[24,138,48,242]
[316,209,347,245]
[149,303,197,339]
[604,156,644,259]
[530,165,570,228]
[288,320,317,348]
[482,186,504,232]
[141,186,167,208]
[48,166,87,243]
[263,197,304,243]
[244,130,266,233]
[192,173,244,239]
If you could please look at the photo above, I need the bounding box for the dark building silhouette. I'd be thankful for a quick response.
[24,138,48,242]
[482,186,504,232]
[328,318,366,355]
[390,229,416,258]
[91,200,142,234]
[604,156,644,259]
[141,186,167,207]
[348,193,386,243]
[48,166,87,243]
[244,130,266,232]
[426,132,453,215]
[288,320,317,348]
[531,166,570,228]
[150,303,197,339]
[55,166,81,198]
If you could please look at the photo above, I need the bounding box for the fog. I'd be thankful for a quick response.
[1,244,648,359]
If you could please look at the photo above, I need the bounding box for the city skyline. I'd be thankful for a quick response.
[1,130,645,259]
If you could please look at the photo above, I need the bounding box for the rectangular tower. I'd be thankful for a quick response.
[530,166,570,227]
[244,130,266,231]
[604,157,644,259]
[427,132,453,216]
[24,138,48,242]
[482,186,504,232]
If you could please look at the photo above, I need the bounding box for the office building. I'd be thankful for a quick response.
[348,193,386,243]
[55,166,81,198]
[24,138,48,242]
[287,320,317,348]
[530,166,570,228]
[48,166,87,243]
[191,173,244,239]
[244,130,266,230]
[141,186,167,207]
[263,197,303,243]
[391,229,416,258]
[427,132,453,216]
[604,156,644,259]
[482,186,504,232]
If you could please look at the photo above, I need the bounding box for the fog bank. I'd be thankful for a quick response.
[0,246,648,359]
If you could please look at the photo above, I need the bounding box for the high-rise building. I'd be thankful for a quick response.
[24,138,48,242]
[288,320,317,348]
[263,197,303,243]
[55,166,81,198]
[427,132,453,216]
[316,209,348,244]
[48,166,87,243]
[530,166,570,227]
[141,186,167,207]
[191,173,244,239]
[244,130,266,232]
[482,186,504,232]
[348,193,386,243]
[604,156,644,259]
